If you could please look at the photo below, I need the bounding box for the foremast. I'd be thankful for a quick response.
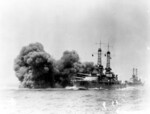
[97,41,104,76]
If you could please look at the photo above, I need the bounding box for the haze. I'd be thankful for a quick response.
[0,0,149,87]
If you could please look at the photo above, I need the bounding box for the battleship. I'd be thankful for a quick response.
[67,42,126,90]
[126,68,144,86]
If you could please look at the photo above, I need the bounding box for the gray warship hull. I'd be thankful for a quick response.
[127,82,144,86]
[73,80,126,90]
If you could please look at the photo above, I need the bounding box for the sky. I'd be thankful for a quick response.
[0,0,149,87]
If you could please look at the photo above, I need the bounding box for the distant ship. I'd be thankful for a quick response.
[68,42,126,90]
[126,68,144,86]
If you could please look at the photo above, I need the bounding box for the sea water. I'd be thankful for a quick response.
[0,86,149,114]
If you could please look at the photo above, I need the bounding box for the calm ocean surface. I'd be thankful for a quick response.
[0,86,149,114]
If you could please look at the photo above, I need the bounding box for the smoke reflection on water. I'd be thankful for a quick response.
[0,86,149,114]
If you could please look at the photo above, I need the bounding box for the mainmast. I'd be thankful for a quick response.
[135,68,138,77]
[135,68,138,80]
[97,41,102,66]
[132,68,136,78]
[105,43,112,75]
[133,68,135,76]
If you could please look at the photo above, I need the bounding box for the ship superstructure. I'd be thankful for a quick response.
[71,42,126,89]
